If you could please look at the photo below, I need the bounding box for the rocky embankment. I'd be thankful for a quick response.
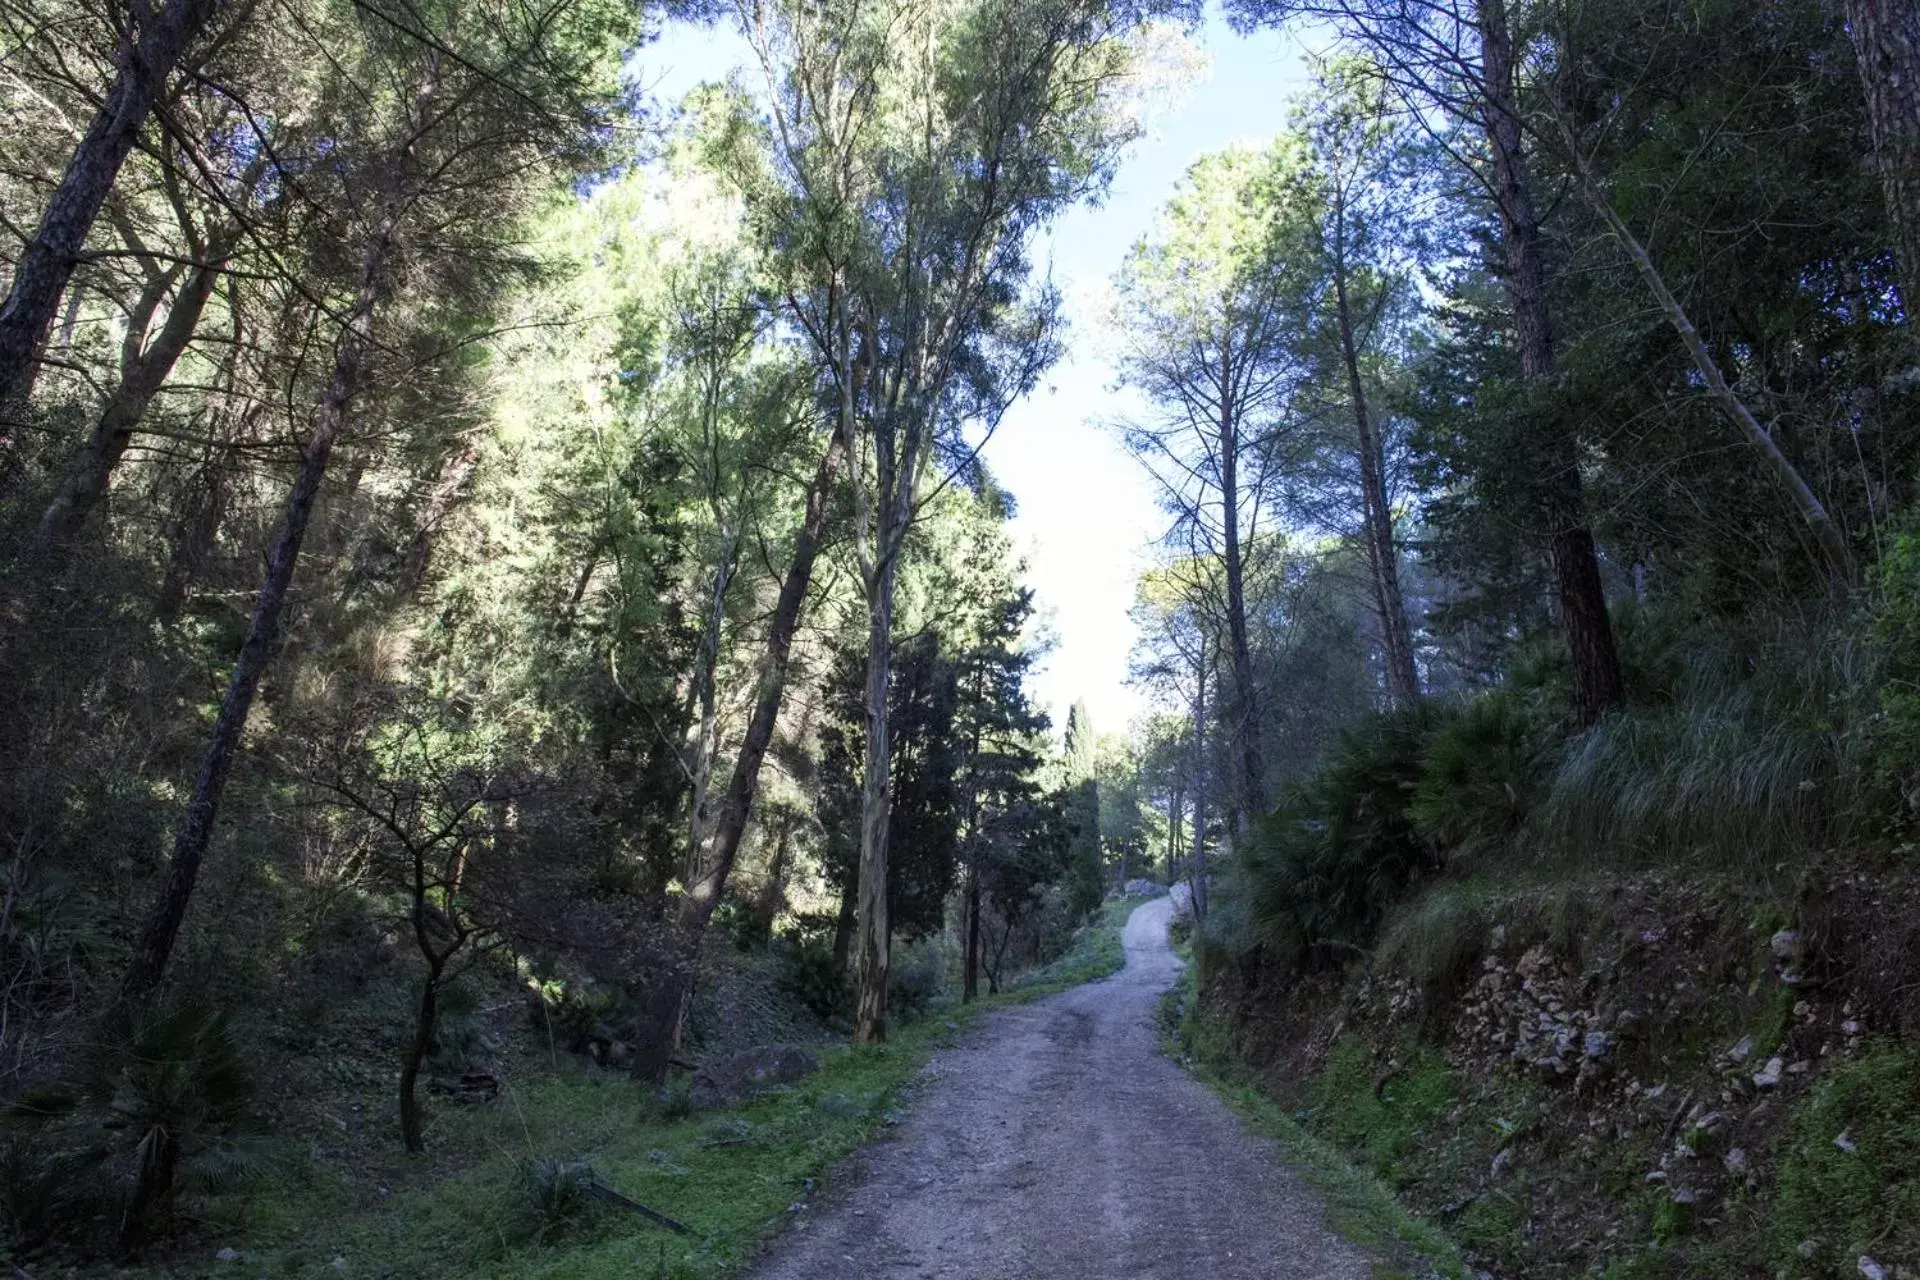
[1192,866,1920,1279]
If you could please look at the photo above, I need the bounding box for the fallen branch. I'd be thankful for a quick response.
[586,1177,693,1235]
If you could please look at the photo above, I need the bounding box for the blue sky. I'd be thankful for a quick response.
[638,7,1322,739]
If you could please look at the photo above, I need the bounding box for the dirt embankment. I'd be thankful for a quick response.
[747,898,1376,1280]
[1198,868,1920,1279]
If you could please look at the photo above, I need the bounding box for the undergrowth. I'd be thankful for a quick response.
[199,899,1146,1280]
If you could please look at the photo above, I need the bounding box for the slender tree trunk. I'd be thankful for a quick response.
[0,0,225,429]
[681,434,845,931]
[1560,144,1856,585]
[397,445,479,595]
[832,874,856,974]
[963,862,981,1003]
[1330,214,1419,706]
[1846,0,1920,320]
[1165,782,1182,882]
[1188,641,1209,923]
[399,955,443,1154]
[117,210,394,1007]
[1477,0,1624,724]
[629,435,844,1084]
[852,566,895,1043]
[1216,355,1263,835]
[25,253,224,562]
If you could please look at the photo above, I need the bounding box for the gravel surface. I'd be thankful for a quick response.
[745,898,1375,1279]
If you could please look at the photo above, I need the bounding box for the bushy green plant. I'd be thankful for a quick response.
[100,998,259,1249]
[1409,691,1556,856]
[887,937,952,1021]
[772,932,846,1021]
[517,1157,601,1243]
[1536,683,1854,870]
[1240,707,1440,962]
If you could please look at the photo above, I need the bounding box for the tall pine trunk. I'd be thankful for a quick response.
[629,434,845,1084]
[1217,353,1264,836]
[0,0,225,427]
[24,248,226,566]
[1847,0,1920,319]
[1187,639,1209,923]
[1330,211,1419,706]
[117,208,394,1006]
[1477,0,1624,724]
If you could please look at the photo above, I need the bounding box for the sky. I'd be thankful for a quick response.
[636,8,1322,740]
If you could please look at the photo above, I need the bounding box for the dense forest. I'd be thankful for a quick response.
[6,0,1920,1274]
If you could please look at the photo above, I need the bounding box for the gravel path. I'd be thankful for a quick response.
[745,898,1375,1280]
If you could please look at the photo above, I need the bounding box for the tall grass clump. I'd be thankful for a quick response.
[1533,621,1874,871]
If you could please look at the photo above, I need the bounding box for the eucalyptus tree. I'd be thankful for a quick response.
[118,0,639,1005]
[1227,0,1626,722]
[1116,148,1302,835]
[736,0,1150,1041]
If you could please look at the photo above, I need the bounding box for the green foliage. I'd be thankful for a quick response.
[516,1158,603,1243]
[1373,884,1488,998]
[771,931,849,1022]
[1241,707,1439,959]
[102,998,260,1245]
[1408,691,1554,857]
[1305,1038,1457,1187]
[1772,1040,1920,1277]
[1535,654,1863,872]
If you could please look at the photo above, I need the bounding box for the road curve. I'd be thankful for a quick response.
[745,897,1374,1280]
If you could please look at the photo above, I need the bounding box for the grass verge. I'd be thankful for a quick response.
[1158,972,1470,1280]
[206,899,1150,1280]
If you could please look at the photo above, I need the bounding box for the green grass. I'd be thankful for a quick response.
[195,900,1150,1280]
[1159,976,1470,1280]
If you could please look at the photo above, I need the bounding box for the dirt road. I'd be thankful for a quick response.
[745,898,1375,1279]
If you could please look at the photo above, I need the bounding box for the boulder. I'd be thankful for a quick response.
[1169,881,1195,923]
[690,1045,820,1110]
[1123,878,1166,898]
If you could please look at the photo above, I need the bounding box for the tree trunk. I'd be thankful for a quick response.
[852,568,895,1044]
[1477,0,1624,724]
[1561,143,1856,586]
[832,874,856,976]
[963,860,981,1003]
[396,445,479,596]
[1216,354,1264,833]
[0,0,225,429]
[117,210,394,1007]
[399,960,442,1154]
[680,433,845,932]
[1188,641,1209,923]
[1330,211,1419,706]
[1846,0,1920,320]
[628,435,845,1084]
[23,250,225,565]
[1165,782,1182,883]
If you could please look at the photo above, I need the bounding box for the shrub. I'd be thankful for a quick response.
[1409,691,1556,857]
[887,937,951,1022]
[1240,707,1440,963]
[772,932,847,1021]
[517,1157,601,1243]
